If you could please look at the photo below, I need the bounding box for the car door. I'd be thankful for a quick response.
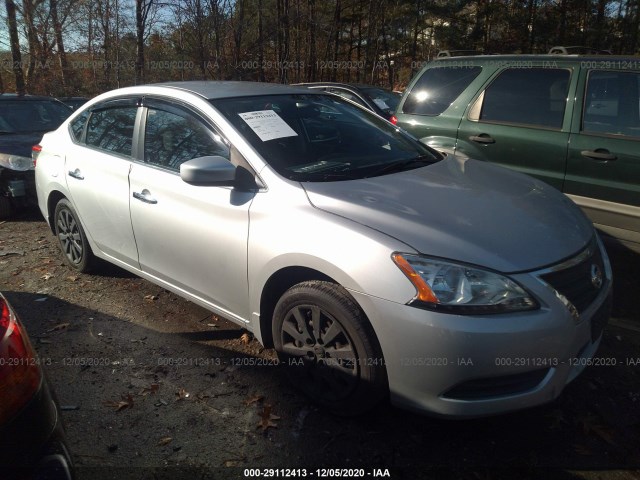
[128,99,255,322]
[565,68,640,245]
[64,98,140,267]
[455,67,574,190]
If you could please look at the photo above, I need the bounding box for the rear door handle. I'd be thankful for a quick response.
[581,149,617,161]
[469,134,495,144]
[132,189,158,204]
[68,169,84,180]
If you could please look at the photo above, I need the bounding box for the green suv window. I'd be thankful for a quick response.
[583,70,640,138]
[402,66,482,116]
[479,68,570,129]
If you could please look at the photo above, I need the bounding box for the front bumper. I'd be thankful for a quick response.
[351,240,613,418]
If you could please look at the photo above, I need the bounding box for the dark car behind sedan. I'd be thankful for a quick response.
[292,82,400,121]
[0,292,74,479]
[0,94,72,218]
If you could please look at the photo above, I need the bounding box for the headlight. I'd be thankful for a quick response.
[0,153,34,171]
[392,253,538,314]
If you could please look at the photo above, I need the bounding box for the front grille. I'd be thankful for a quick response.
[539,238,606,314]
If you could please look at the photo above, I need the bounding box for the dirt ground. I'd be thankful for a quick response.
[1,209,640,480]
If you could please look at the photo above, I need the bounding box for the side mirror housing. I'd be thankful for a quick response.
[180,156,237,186]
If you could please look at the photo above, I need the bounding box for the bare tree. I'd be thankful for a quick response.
[50,0,69,92]
[135,0,155,83]
[5,0,26,94]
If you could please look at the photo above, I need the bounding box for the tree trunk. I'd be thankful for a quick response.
[232,0,245,79]
[136,0,145,84]
[21,0,40,90]
[50,0,69,93]
[5,0,26,94]
[306,0,316,81]
[258,0,265,81]
[331,0,341,82]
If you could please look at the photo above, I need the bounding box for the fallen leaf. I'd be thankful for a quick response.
[244,394,264,406]
[144,294,158,301]
[0,249,24,257]
[139,383,160,396]
[67,275,79,282]
[46,323,70,333]
[157,436,172,446]
[176,388,190,400]
[256,404,280,431]
[104,393,134,411]
[240,332,252,344]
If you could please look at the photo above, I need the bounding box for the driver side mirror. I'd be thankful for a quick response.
[180,155,260,191]
[180,155,238,186]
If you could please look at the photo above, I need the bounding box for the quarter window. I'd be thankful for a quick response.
[86,106,137,156]
[70,110,89,142]
[479,68,570,129]
[583,70,640,138]
[144,108,229,171]
[402,66,482,116]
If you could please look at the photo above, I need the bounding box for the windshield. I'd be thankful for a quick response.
[0,100,72,134]
[210,94,440,182]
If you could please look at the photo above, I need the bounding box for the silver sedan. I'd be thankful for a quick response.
[34,81,612,417]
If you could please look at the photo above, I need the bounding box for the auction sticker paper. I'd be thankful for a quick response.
[238,110,298,142]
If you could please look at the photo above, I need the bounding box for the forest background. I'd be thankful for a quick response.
[1,0,639,97]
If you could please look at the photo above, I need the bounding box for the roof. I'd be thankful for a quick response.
[0,93,66,102]
[434,53,639,62]
[154,81,313,100]
[293,82,387,91]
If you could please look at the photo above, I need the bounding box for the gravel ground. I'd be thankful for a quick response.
[1,209,640,480]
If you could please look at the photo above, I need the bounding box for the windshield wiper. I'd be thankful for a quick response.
[365,155,436,178]
[288,171,359,182]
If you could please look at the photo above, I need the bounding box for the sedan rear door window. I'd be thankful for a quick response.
[85,106,137,157]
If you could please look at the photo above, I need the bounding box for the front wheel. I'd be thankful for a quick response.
[54,199,94,272]
[272,281,388,415]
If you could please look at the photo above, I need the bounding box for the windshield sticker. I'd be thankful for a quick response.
[372,98,390,110]
[238,110,298,142]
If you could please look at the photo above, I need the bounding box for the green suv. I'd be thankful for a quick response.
[395,54,640,252]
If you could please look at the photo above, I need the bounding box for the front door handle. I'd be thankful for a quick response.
[581,149,617,161]
[469,134,495,144]
[132,189,158,204]
[68,169,84,180]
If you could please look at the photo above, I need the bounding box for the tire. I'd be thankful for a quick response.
[54,199,94,272]
[0,196,11,220]
[272,281,388,415]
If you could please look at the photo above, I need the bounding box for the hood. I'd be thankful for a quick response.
[0,132,44,158]
[302,155,594,273]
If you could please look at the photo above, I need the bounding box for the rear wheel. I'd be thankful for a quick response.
[272,281,387,415]
[54,199,94,272]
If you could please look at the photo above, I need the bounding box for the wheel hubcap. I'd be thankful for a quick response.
[280,304,358,402]
[57,209,83,265]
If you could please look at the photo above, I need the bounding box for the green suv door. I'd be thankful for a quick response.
[566,68,640,245]
[455,66,574,191]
